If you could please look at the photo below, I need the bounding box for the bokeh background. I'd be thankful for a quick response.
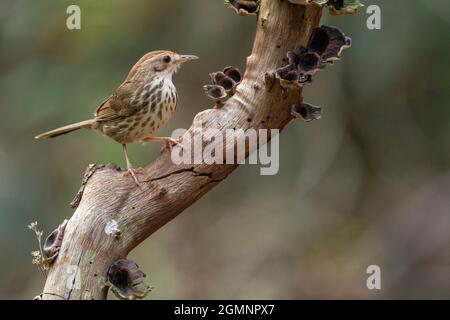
[1,0,449,299]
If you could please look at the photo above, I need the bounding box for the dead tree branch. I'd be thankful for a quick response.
[41,0,356,300]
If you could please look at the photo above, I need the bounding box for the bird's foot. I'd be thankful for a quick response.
[141,136,185,151]
[123,167,144,186]
[165,137,184,151]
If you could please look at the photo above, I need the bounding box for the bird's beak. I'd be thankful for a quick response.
[179,55,199,63]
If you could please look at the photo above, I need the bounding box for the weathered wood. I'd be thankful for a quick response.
[42,0,323,300]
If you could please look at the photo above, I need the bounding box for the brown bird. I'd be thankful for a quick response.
[35,50,198,185]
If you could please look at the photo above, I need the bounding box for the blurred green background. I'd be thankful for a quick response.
[1,0,449,299]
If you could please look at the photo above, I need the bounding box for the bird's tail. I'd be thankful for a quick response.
[35,119,96,139]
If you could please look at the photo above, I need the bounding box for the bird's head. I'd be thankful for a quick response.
[128,50,198,81]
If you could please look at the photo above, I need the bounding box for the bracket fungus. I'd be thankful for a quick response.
[292,103,322,122]
[106,259,152,300]
[276,25,351,89]
[43,219,68,264]
[288,0,363,15]
[204,66,242,105]
[327,0,364,15]
[204,85,228,103]
[223,66,243,85]
[226,0,260,16]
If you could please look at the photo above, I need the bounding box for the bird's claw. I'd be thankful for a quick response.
[123,167,144,186]
[165,137,185,150]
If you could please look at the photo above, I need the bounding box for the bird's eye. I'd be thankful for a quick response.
[163,55,171,63]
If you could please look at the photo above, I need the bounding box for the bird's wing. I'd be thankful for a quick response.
[94,81,140,122]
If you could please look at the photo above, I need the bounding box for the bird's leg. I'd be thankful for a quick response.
[121,144,142,186]
[142,136,184,150]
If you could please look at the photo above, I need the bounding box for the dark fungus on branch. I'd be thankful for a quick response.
[288,0,363,16]
[204,66,242,105]
[43,219,68,264]
[204,85,228,103]
[327,0,364,15]
[292,103,322,122]
[308,25,352,62]
[276,25,351,89]
[223,66,242,83]
[106,259,152,300]
[226,0,260,16]
[211,72,235,92]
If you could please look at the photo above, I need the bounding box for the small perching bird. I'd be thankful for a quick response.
[35,50,198,185]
